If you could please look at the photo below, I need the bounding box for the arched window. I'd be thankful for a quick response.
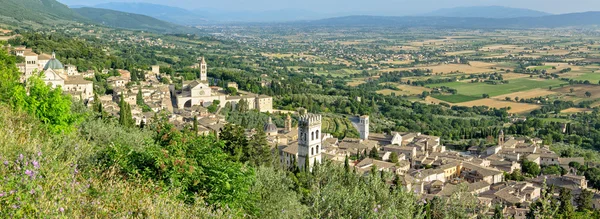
[311,147,314,155]
[316,130,319,139]
[311,132,314,141]
[316,145,319,153]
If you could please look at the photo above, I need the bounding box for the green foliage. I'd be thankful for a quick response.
[521,159,541,177]
[558,187,574,218]
[575,189,593,212]
[0,105,231,218]
[0,0,85,23]
[389,152,399,163]
[250,167,308,218]
[118,94,134,128]
[541,165,566,176]
[226,86,238,96]
[294,162,423,218]
[369,147,379,159]
[219,124,273,167]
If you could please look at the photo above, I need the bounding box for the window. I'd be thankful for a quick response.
[316,145,319,153]
[311,132,314,141]
[316,130,319,139]
[311,147,314,155]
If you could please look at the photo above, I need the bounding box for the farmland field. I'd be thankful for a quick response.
[567,72,600,84]
[321,116,359,138]
[379,61,500,74]
[455,99,541,114]
[432,94,481,103]
[427,78,568,99]
[492,88,556,100]
[528,65,553,70]
[377,83,432,96]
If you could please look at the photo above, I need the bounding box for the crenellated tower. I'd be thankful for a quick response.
[298,114,322,170]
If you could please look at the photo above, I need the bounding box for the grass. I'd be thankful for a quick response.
[431,94,481,103]
[571,72,600,84]
[0,105,224,218]
[427,78,568,99]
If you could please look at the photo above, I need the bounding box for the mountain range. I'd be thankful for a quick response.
[422,6,551,18]
[0,0,196,33]
[82,3,555,24]
[2,0,600,34]
[304,12,600,28]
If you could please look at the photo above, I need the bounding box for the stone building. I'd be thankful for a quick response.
[174,58,273,112]
[16,49,93,100]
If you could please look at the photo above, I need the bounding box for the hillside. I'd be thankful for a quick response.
[305,12,600,28]
[424,6,551,18]
[0,0,85,24]
[73,7,197,33]
[93,2,208,25]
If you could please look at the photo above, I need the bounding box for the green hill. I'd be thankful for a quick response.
[73,7,197,33]
[0,0,85,23]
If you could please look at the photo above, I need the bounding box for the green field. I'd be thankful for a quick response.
[432,94,481,103]
[427,78,568,98]
[571,72,600,84]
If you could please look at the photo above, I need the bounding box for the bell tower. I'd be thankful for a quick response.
[498,129,505,146]
[298,114,322,171]
[285,114,292,132]
[199,57,207,81]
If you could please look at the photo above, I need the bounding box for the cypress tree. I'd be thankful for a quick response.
[193,115,199,135]
[344,155,350,173]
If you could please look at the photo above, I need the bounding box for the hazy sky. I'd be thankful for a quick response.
[58,0,600,14]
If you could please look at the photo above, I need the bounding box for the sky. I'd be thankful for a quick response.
[59,0,600,15]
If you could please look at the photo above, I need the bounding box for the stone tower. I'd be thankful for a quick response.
[359,115,370,141]
[285,114,292,132]
[298,114,322,171]
[498,129,505,146]
[199,57,207,81]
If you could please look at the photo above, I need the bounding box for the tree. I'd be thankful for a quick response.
[558,187,574,218]
[344,155,350,173]
[482,94,490,98]
[237,99,249,113]
[521,159,541,177]
[247,128,272,167]
[193,115,199,135]
[389,152,399,163]
[226,86,238,96]
[585,91,592,98]
[118,93,134,128]
[570,88,574,93]
[12,76,75,134]
[136,86,144,106]
[219,123,248,161]
[369,147,379,159]
[493,204,504,219]
[575,189,593,212]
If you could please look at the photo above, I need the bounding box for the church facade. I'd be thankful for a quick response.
[174,57,273,112]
